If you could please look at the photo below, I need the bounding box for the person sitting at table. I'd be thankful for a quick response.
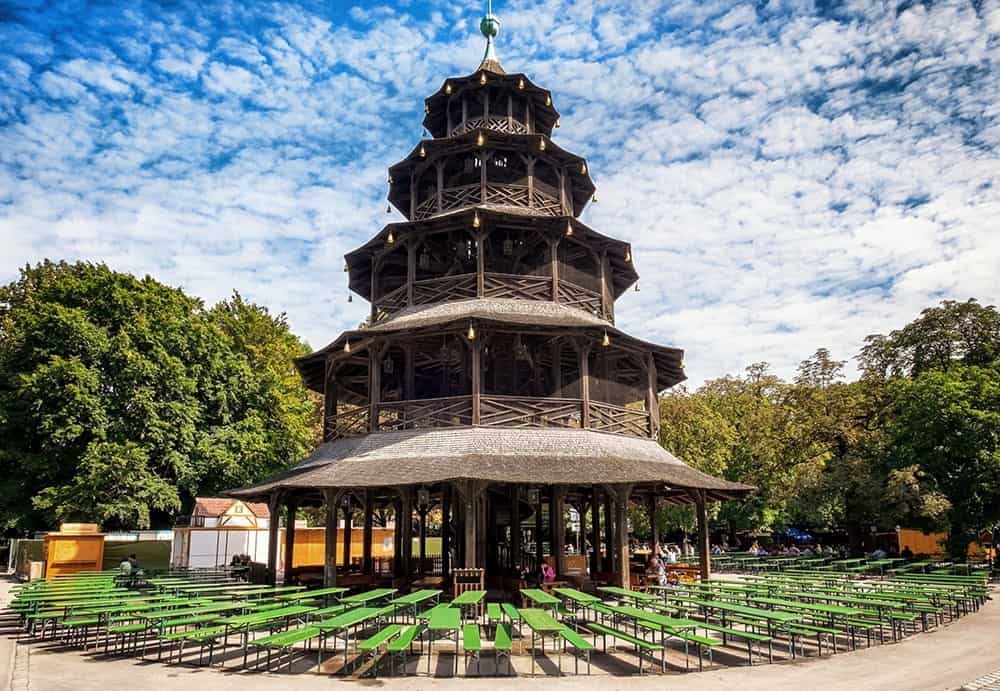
[540,557,556,584]
[645,554,666,587]
[665,571,681,588]
[665,545,678,564]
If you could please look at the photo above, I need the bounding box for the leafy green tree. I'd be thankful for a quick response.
[885,366,1000,559]
[0,261,320,532]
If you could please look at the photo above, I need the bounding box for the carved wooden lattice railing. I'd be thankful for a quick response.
[450,116,529,137]
[326,406,370,440]
[558,279,603,316]
[483,272,552,301]
[376,284,408,317]
[412,273,477,304]
[530,188,563,215]
[413,195,438,221]
[479,395,584,429]
[588,400,649,437]
[378,396,473,431]
[413,182,562,220]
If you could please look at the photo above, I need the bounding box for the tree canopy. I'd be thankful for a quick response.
[0,261,320,532]
[656,299,1000,560]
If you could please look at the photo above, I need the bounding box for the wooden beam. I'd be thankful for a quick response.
[690,489,711,582]
[511,485,522,571]
[342,500,353,571]
[400,488,414,578]
[322,489,343,587]
[362,490,374,575]
[266,492,282,586]
[579,341,592,429]
[589,487,601,576]
[553,486,566,577]
[471,338,481,425]
[441,485,452,577]
[534,487,544,568]
[646,494,660,557]
[647,352,661,440]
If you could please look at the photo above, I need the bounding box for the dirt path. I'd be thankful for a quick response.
[2,578,997,691]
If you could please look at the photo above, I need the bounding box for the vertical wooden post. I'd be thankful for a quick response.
[527,157,535,210]
[362,490,374,575]
[283,498,298,585]
[647,352,660,440]
[534,488,544,567]
[646,494,660,557]
[549,238,559,303]
[603,493,614,572]
[476,231,485,297]
[407,239,417,306]
[322,489,342,587]
[579,342,591,429]
[370,256,379,323]
[409,172,417,219]
[462,97,468,130]
[598,250,611,321]
[692,489,711,582]
[418,507,428,573]
[507,92,513,129]
[553,486,566,577]
[403,343,415,402]
[401,488,413,578]
[369,343,382,433]
[471,338,481,425]
[483,85,489,120]
[612,486,633,589]
[511,485,522,572]
[558,167,567,214]
[323,360,337,443]
[267,492,281,585]
[392,496,403,576]
[342,498,353,571]
[550,341,562,396]
[436,163,444,214]
[441,485,452,577]
[589,487,601,576]
[462,482,478,568]
[480,150,487,204]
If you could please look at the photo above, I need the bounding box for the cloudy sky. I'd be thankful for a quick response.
[1,0,998,387]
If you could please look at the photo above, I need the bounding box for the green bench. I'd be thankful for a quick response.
[696,620,772,664]
[586,621,663,675]
[386,623,425,675]
[559,625,594,675]
[463,624,482,676]
[357,623,405,677]
[493,622,514,676]
[249,625,322,672]
[500,602,522,624]
[487,602,502,623]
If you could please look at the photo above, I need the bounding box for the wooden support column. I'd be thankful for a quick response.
[507,92,513,129]
[409,172,417,219]
[462,97,468,130]
[550,340,563,395]
[598,251,611,321]
[406,239,417,306]
[646,494,660,557]
[558,167,568,214]
[534,488,544,567]
[527,157,535,210]
[553,486,566,577]
[392,496,403,576]
[369,342,383,433]
[322,489,343,587]
[283,498,298,585]
[436,163,444,214]
[266,492,282,585]
[480,150,487,203]
[441,485,452,577]
[323,360,338,442]
[549,238,559,303]
[647,352,661,440]
[589,487,601,576]
[511,485,522,571]
[403,343,415,401]
[608,484,634,589]
[400,488,414,578]
[471,338,481,426]
[456,480,485,568]
[362,490,374,575]
[342,498,353,571]
[476,230,485,297]
[418,507,428,573]
[579,342,592,429]
[603,492,614,572]
[690,489,712,582]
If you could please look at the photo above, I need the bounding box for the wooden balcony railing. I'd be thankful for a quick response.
[557,278,603,316]
[374,272,604,322]
[479,395,583,429]
[588,400,650,437]
[327,396,650,440]
[325,406,370,441]
[378,396,473,431]
[411,182,563,220]
[450,116,529,137]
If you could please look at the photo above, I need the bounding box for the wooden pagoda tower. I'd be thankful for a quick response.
[229,7,751,589]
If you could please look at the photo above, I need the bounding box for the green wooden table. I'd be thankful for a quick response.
[216,604,318,668]
[518,608,564,675]
[390,589,441,620]
[315,605,392,670]
[521,588,560,610]
[277,586,348,606]
[598,586,658,603]
[341,587,397,606]
[427,605,462,675]
[450,589,486,621]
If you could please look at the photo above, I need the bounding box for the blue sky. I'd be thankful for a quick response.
[1,0,998,386]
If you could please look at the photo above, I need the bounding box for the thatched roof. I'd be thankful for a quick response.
[294,297,685,393]
[227,427,753,501]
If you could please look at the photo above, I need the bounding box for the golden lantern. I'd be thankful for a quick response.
[343,261,349,272]
[344,340,352,353]
[518,77,525,90]
[565,220,573,237]
[592,193,598,203]
[539,138,546,151]
[545,94,551,106]
[480,72,487,85]
[635,282,640,292]
[419,143,426,158]
[477,132,485,147]
[467,322,476,340]
[580,162,587,175]
[473,211,481,229]
[625,248,631,262]
[555,118,561,128]
[602,331,610,347]
[387,230,395,245]
[386,203,391,213]
[445,82,452,95]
